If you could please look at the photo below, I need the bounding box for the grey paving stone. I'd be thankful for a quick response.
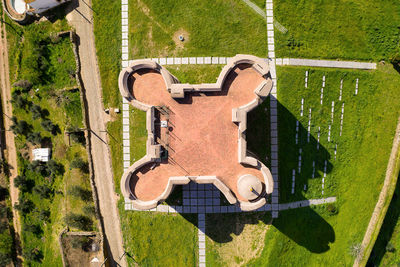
[205,184,213,190]
[198,199,205,206]
[183,185,190,191]
[198,191,205,198]
[212,57,219,64]
[183,206,191,213]
[199,255,206,263]
[206,191,213,198]
[189,57,196,64]
[174,57,181,64]
[213,199,220,206]
[200,263,206,267]
[191,206,198,213]
[198,184,205,190]
[206,206,213,213]
[175,206,183,213]
[213,206,221,213]
[272,211,279,218]
[190,191,198,198]
[190,183,197,189]
[166,57,173,65]
[198,206,205,213]
[151,58,159,63]
[228,206,235,213]
[272,204,279,210]
[198,221,205,229]
[159,58,166,65]
[197,57,204,64]
[158,205,169,212]
[198,214,205,221]
[204,57,211,64]
[198,228,205,235]
[199,248,205,255]
[220,206,228,213]
[206,199,213,206]
[181,57,189,64]
[183,199,190,206]
[168,206,177,213]
[265,204,272,211]
[191,199,198,206]
[219,57,227,64]
[183,191,190,198]
[213,190,220,197]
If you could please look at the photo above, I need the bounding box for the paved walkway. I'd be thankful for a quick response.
[130,57,377,70]
[125,197,337,213]
[275,58,376,70]
[241,0,267,20]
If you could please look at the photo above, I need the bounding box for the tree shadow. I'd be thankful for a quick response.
[171,95,336,254]
[367,171,400,266]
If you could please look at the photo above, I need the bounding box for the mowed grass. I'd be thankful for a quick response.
[165,65,223,84]
[128,0,268,58]
[92,0,121,108]
[119,209,198,266]
[247,65,400,266]
[273,0,400,60]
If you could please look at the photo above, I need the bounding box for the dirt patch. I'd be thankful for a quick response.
[217,221,268,266]
[61,233,103,267]
[173,29,189,49]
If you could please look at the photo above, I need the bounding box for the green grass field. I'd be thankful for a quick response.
[245,65,400,266]
[128,0,268,58]
[274,0,400,60]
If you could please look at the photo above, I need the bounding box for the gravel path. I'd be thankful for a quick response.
[66,1,127,266]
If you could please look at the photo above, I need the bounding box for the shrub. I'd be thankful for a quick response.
[38,208,51,222]
[14,198,34,214]
[23,247,43,263]
[10,117,32,136]
[64,213,93,231]
[70,158,89,173]
[46,160,64,177]
[40,119,59,135]
[27,161,48,176]
[66,126,85,145]
[70,236,90,250]
[26,132,43,145]
[14,175,34,193]
[12,80,32,91]
[23,223,43,237]
[0,233,13,266]
[11,89,29,109]
[68,185,92,201]
[30,104,43,120]
[326,204,338,215]
[82,205,96,217]
[386,242,396,252]
[33,184,52,199]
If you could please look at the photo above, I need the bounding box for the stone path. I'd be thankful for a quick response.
[125,197,337,212]
[128,57,376,70]
[266,0,279,219]
[276,58,376,70]
[242,0,267,20]
[198,213,206,267]
[121,0,130,172]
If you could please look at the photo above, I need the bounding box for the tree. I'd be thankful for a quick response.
[23,247,43,263]
[64,213,93,231]
[10,117,32,136]
[30,104,43,120]
[68,185,92,201]
[14,198,34,214]
[23,223,42,237]
[33,184,52,199]
[27,160,48,176]
[70,158,89,173]
[40,119,59,135]
[0,186,8,201]
[66,125,85,145]
[0,233,13,266]
[14,175,34,193]
[82,205,96,217]
[38,208,50,222]
[46,160,64,177]
[26,132,43,145]
[11,89,28,109]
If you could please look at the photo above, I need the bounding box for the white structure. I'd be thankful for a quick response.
[32,148,51,162]
[26,0,70,14]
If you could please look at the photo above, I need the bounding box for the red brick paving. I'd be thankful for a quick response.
[130,65,266,202]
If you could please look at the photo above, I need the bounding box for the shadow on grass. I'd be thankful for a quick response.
[169,95,335,254]
[367,171,400,266]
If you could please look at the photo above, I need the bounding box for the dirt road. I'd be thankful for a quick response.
[66,1,127,266]
[0,11,22,256]
[354,117,400,266]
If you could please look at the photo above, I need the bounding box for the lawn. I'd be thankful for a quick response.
[128,0,268,59]
[248,65,400,266]
[4,17,97,266]
[273,0,400,61]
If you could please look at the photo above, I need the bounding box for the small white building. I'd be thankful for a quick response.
[32,148,51,162]
[3,0,70,23]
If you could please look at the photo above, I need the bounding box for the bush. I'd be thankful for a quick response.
[70,158,89,173]
[30,104,43,120]
[26,132,43,145]
[23,247,43,263]
[11,89,29,110]
[23,223,43,237]
[66,126,85,145]
[27,161,48,176]
[12,80,32,91]
[0,232,13,266]
[386,242,396,252]
[46,160,64,177]
[70,236,90,250]
[10,117,32,136]
[82,205,96,217]
[38,208,50,222]
[40,119,59,135]
[14,198,34,214]
[0,186,8,201]
[14,175,34,193]
[64,213,93,231]
[68,185,92,201]
[33,184,52,199]
[326,204,338,215]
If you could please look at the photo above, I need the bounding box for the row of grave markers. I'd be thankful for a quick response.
[292,72,360,195]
